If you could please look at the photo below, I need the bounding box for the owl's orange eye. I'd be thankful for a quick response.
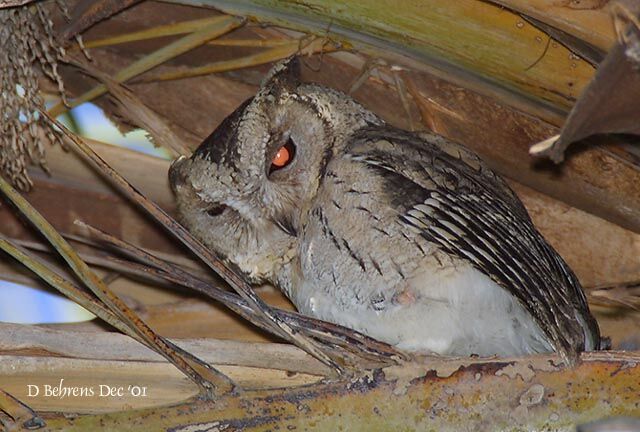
[272,146,291,168]
[269,138,296,174]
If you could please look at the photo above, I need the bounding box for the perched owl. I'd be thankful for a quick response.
[170,58,601,364]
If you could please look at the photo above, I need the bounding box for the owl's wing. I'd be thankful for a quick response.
[344,126,600,363]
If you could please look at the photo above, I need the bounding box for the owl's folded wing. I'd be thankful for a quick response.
[345,126,600,363]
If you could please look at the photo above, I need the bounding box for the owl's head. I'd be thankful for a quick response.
[169,57,381,285]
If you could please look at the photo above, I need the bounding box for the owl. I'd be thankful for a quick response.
[169,58,601,364]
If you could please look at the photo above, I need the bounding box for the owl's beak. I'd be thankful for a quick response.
[169,155,188,193]
[271,215,298,237]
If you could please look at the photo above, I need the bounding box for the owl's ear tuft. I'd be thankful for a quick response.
[260,56,301,94]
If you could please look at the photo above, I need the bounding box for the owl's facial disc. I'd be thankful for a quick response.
[170,58,382,284]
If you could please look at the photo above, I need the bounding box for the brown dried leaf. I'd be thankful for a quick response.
[530,1,640,162]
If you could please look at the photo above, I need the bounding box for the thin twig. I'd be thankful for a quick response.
[208,38,294,47]
[112,260,399,366]
[10,228,402,365]
[138,38,334,83]
[49,15,244,117]
[14,236,217,291]
[348,57,382,95]
[402,74,451,136]
[59,0,143,42]
[524,35,551,72]
[0,175,235,398]
[77,18,292,50]
[0,234,126,333]
[392,69,414,131]
[79,16,230,49]
[75,221,402,365]
[0,235,228,387]
[586,280,640,311]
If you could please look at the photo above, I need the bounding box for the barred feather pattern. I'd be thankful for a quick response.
[346,126,600,363]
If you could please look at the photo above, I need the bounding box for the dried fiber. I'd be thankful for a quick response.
[0,3,67,190]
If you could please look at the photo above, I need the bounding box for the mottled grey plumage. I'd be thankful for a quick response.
[169,58,600,364]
